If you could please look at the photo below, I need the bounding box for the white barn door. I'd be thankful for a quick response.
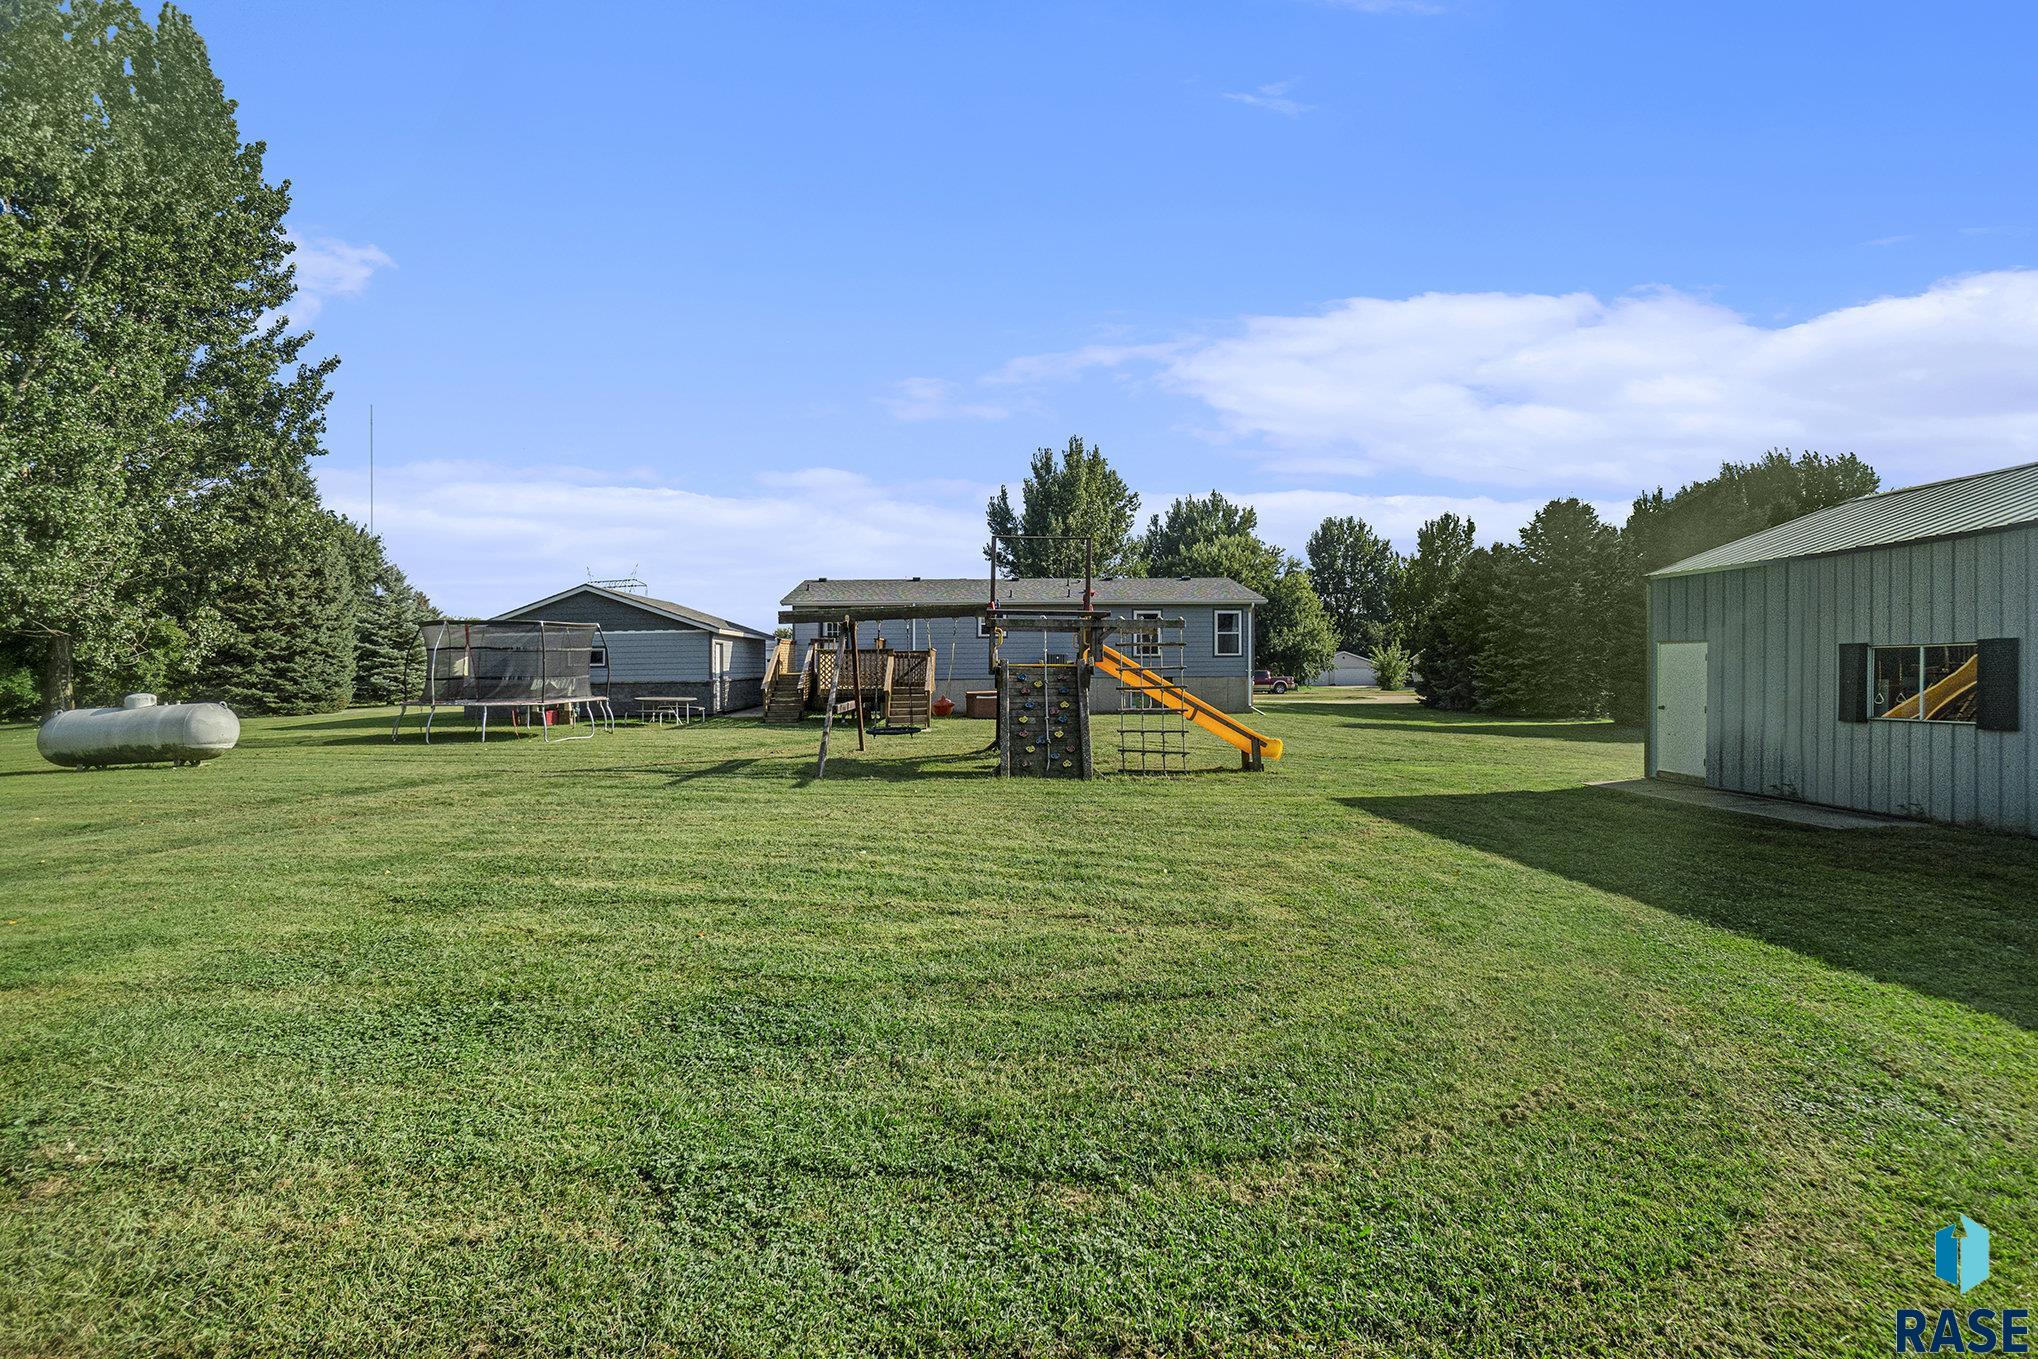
[1654,642,1709,781]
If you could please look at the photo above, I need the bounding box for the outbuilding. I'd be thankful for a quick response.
[496,584,770,715]
[1313,650,1378,687]
[1646,462,2034,832]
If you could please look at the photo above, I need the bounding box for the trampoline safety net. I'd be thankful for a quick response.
[415,620,599,705]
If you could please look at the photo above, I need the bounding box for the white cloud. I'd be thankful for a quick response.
[316,461,990,628]
[986,341,1185,386]
[880,377,1010,422]
[1222,81,1311,117]
[285,231,394,321]
[991,270,2038,494]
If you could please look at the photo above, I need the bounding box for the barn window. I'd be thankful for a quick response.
[1871,643,1979,722]
[1214,610,1243,658]
[589,646,607,668]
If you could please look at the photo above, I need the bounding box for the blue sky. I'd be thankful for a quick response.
[197,0,2038,627]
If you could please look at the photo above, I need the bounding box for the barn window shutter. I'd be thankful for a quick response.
[1837,643,1869,723]
[1977,637,2021,732]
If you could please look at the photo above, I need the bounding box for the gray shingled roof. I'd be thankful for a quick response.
[1649,461,2038,579]
[781,576,1265,610]
[501,584,769,639]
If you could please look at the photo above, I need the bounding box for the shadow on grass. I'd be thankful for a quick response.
[1346,786,2038,1031]
[270,711,620,746]
[793,747,1000,785]
[664,758,763,785]
[1274,701,1639,744]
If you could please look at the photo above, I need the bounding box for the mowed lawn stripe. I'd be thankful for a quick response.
[2,703,2033,1356]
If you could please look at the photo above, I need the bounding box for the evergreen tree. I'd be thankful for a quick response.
[1305,515,1402,652]
[1477,499,1622,717]
[351,579,426,706]
[1415,547,1507,712]
[985,437,1143,577]
[191,473,357,714]
[1,1,338,711]
[340,524,433,706]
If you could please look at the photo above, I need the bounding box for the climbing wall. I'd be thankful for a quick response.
[998,660,1092,778]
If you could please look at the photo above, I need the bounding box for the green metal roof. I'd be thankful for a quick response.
[1649,461,2038,579]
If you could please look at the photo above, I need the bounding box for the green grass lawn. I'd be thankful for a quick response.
[2,700,2034,1356]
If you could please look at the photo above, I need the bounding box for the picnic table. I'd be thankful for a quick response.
[638,695,705,726]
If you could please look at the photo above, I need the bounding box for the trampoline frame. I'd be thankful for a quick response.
[392,618,616,744]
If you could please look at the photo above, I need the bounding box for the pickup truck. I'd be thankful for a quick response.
[1253,669,1295,695]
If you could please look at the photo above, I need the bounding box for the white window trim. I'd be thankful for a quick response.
[818,621,841,639]
[589,646,608,668]
[1214,609,1243,658]
[1132,610,1162,662]
[978,616,992,638]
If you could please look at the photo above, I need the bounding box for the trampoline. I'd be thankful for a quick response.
[392,619,616,743]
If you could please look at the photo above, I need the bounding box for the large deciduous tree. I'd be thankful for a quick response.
[1143,492,1282,591]
[1143,492,1259,577]
[1138,491,1332,681]
[1305,515,1402,653]
[1395,513,1477,647]
[0,0,337,712]
[1623,449,1880,577]
[985,437,1143,577]
[1256,561,1339,684]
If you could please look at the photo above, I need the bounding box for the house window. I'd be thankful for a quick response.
[978,616,992,638]
[819,621,841,640]
[1214,610,1243,658]
[589,646,607,668]
[1871,643,1979,722]
[1132,610,1162,663]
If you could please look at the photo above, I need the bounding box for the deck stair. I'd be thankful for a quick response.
[761,639,810,723]
[879,649,936,731]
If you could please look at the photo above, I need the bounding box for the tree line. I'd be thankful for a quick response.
[0,1,429,720]
[985,438,1881,720]
[1314,450,1880,720]
[986,438,1342,683]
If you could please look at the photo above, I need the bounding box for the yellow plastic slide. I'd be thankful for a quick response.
[1883,653,1979,721]
[1094,645,1284,762]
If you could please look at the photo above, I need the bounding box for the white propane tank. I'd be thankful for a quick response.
[36,695,240,769]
